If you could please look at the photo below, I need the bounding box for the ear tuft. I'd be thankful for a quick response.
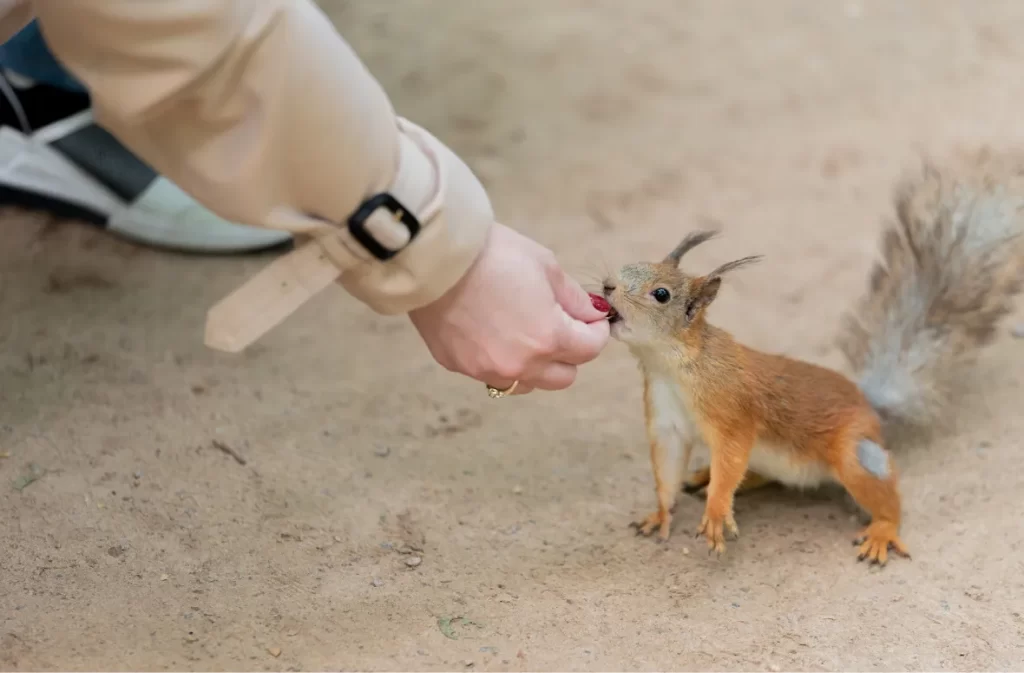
[664,229,718,266]
[683,255,761,323]
[707,255,763,278]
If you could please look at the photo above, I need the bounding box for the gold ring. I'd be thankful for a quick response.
[486,380,519,398]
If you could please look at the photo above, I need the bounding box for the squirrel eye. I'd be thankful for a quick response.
[652,287,671,304]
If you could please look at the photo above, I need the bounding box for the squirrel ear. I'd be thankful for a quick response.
[685,276,721,322]
[684,255,761,322]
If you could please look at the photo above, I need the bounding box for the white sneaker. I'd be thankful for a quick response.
[0,70,291,253]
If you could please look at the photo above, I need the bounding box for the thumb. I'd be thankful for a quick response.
[555,309,610,365]
[549,265,607,323]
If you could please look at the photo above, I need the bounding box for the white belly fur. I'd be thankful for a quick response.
[647,374,831,490]
[648,377,696,446]
[748,441,833,489]
[645,377,697,485]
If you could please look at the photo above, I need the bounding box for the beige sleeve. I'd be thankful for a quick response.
[30,0,493,314]
[0,1,31,39]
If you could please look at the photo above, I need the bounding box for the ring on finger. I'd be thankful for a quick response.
[485,380,519,399]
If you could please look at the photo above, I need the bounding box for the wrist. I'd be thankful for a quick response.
[337,119,494,315]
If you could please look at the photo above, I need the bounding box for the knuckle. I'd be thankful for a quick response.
[544,368,577,391]
[491,359,524,382]
[463,359,488,380]
[560,368,579,389]
[538,249,559,273]
[533,331,559,357]
[434,354,458,374]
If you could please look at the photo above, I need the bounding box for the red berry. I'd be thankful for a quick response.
[588,292,611,313]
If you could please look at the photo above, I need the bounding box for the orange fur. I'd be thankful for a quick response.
[606,153,1024,566]
[639,316,904,561]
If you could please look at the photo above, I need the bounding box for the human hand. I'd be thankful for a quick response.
[409,223,610,394]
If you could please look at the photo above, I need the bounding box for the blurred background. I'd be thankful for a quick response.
[2,1,1023,670]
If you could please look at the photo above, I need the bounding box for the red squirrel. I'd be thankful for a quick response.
[601,157,1024,564]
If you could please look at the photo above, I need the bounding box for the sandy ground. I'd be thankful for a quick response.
[3,1,1024,670]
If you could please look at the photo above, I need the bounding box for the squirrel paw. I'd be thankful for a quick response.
[696,512,739,555]
[853,521,911,566]
[630,510,672,542]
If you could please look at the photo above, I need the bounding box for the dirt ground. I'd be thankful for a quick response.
[3,1,1024,670]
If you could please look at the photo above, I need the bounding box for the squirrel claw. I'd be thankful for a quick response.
[854,521,911,566]
[631,510,671,541]
[696,513,731,555]
[629,521,650,538]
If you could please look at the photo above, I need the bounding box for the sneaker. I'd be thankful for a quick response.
[0,69,292,253]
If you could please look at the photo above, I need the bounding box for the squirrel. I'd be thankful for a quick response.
[601,157,1024,565]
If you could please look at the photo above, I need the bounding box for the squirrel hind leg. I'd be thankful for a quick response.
[833,438,911,566]
[737,471,775,494]
[682,466,711,495]
[682,467,774,498]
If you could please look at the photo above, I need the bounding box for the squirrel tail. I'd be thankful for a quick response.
[838,157,1024,435]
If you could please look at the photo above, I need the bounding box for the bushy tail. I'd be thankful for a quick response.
[838,154,1024,435]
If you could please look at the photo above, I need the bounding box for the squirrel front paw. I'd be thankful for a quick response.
[630,509,672,542]
[854,521,911,566]
[696,509,739,555]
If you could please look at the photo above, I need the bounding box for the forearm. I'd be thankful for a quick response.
[31,0,492,313]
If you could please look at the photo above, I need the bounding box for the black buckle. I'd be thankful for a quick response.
[347,193,421,261]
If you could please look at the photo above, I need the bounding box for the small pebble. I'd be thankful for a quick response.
[160,574,169,581]
[682,547,690,555]
[371,578,384,587]
[405,556,422,568]
[1011,323,1024,339]
[267,647,282,658]
[133,471,142,479]
[463,660,474,668]
[512,485,523,495]
[769,665,781,672]
[373,445,391,458]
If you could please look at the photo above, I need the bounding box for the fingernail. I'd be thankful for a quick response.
[588,292,610,313]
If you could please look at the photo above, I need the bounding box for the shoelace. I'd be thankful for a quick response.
[0,69,32,134]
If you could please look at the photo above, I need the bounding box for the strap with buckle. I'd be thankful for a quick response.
[204,120,444,353]
[203,194,422,353]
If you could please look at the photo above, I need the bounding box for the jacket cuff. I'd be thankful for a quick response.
[336,118,493,314]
